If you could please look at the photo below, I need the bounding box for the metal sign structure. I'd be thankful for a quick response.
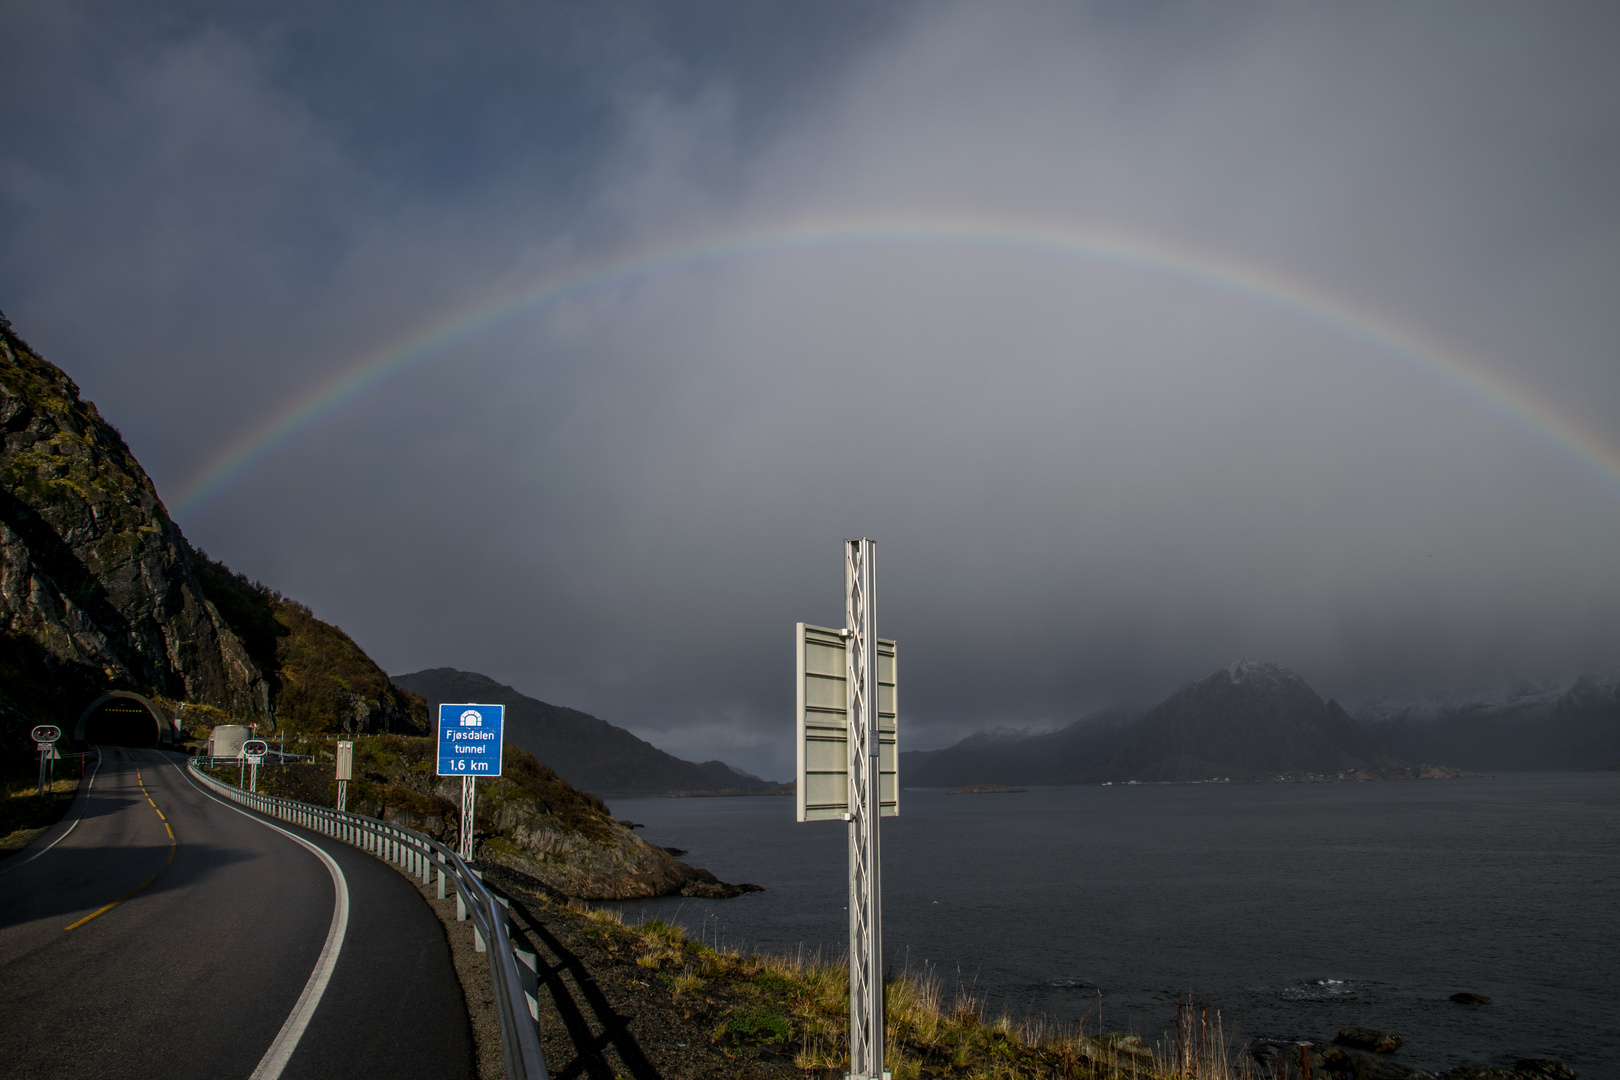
[32,725,60,795]
[335,740,353,812]
[796,627,897,822]
[243,739,268,792]
[795,538,896,1080]
[437,703,505,861]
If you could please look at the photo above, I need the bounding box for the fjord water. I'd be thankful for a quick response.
[607,775,1619,1078]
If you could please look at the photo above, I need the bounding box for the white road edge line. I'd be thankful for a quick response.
[5,747,103,872]
[169,754,350,1080]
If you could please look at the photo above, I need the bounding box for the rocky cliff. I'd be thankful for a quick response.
[0,312,423,752]
[194,555,426,736]
[0,312,267,749]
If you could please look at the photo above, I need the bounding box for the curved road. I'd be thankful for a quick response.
[0,748,472,1080]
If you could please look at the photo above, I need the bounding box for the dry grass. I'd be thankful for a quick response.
[579,905,1262,1080]
[0,775,79,853]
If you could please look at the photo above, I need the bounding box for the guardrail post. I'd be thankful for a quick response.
[515,947,540,1020]
[437,864,446,899]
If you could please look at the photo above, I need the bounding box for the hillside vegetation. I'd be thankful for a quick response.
[193,555,426,735]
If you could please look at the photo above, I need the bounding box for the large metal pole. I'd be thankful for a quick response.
[460,775,477,861]
[845,538,884,1080]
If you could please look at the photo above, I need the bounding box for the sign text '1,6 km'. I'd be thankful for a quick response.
[436,704,504,776]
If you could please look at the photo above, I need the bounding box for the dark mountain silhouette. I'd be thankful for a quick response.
[1355,675,1620,770]
[906,661,1413,785]
[901,705,1140,788]
[1102,660,1407,781]
[392,667,778,797]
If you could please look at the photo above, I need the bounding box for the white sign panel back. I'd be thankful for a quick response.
[796,623,897,822]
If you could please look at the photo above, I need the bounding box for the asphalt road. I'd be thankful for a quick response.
[0,747,473,1080]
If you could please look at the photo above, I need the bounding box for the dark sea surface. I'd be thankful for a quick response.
[603,775,1619,1077]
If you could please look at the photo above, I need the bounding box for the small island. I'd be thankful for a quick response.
[948,784,1027,794]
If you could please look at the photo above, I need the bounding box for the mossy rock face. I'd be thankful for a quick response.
[0,313,429,760]
[0,317,270,753]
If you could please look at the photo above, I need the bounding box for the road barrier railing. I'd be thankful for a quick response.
[187,759,549,1080]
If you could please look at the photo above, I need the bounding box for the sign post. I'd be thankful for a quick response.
[243,739,268,793]
[31,725,61,796]
[795,539,897,1080]
[335,740,353,812]
[436,703,504,861]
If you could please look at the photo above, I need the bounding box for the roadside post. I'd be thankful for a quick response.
[436,703,505,861]
[243,739,268,793]
[31,725,61,796]
[335,740,353,811]
[795,538,898,1080]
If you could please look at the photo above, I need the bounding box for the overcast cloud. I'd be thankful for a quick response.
[3,1,1617,777]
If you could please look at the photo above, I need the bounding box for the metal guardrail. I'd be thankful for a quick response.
[187,759,549,1080]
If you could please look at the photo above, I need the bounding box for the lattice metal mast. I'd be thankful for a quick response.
[461,775,477,860]
[844,538,885,1080]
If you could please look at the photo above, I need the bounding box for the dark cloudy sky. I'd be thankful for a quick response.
[4,2,1617,777]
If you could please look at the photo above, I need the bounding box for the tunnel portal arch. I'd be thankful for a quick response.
[75,692,173,748]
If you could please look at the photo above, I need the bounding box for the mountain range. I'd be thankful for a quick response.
[904,660,1424,786]
[1351,676,1620,771]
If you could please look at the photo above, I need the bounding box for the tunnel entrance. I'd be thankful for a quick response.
[76,692,170,747]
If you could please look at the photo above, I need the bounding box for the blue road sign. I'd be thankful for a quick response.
[437,703,505,777]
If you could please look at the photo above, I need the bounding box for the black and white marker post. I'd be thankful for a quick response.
[31,725,60,796]
[243,739,268,793]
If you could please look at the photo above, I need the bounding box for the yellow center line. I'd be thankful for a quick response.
[66,755,179,931]
[64,875,157,930]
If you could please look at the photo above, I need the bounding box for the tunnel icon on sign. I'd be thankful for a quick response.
[460,709,482,728]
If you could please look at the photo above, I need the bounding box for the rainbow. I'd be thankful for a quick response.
[169,214,1620,517]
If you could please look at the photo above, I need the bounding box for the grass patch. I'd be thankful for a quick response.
[549,904,1261,1079]
[0,775,79,856]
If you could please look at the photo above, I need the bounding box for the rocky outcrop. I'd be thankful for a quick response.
[0,313,269,746]
[478,792,755,900]
[1337,1028,1403,1053]
[1250,1029,1576,1080]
